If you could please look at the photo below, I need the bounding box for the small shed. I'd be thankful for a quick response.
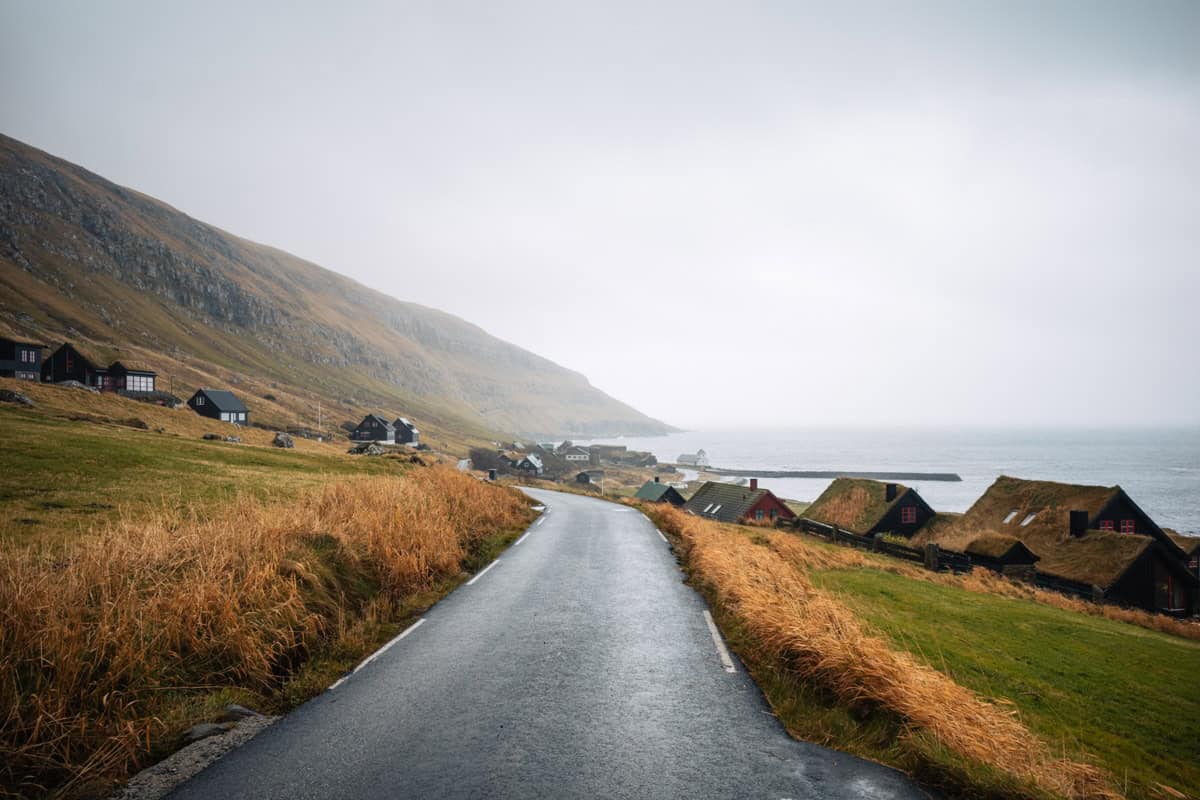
[350,414,395,443]
[634,479,686,506]
[188,389,248,425]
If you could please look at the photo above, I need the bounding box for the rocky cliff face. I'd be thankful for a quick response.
[0,134,670,438]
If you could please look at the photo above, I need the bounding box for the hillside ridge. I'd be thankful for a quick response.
[0,133,671,439]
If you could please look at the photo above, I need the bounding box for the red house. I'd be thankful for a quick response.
[683,479,796,524]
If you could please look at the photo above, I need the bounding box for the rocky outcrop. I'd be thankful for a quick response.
[272,432,294,449]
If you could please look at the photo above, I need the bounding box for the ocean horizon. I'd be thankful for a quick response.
[579,426,1200,535]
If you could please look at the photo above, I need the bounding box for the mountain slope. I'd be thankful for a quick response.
[0,133,671,441]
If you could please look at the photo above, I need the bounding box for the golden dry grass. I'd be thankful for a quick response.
[0,466,531,797]
[648,505,1121,800]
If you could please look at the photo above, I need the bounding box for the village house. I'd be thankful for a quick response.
[42,342,109,386]
[107,361,158,394]
[0,337,43,381]
[514,453,544,476]
[634,477,686,506]
[1170,535,1200,580]
[803,478,936,538]
[187,389,248,425]
[41,343,158,393]
[393,417,420,446]
[561,445,591,464]
[683,479,795,524]
[588,444,627,463]
[350,414,395,443]
[911,476,1198,616]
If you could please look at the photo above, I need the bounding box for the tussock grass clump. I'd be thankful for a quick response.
[648,505,1120,800]
[0,467,531,798]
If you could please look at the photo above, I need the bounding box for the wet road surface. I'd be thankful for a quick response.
[167,488,927,799]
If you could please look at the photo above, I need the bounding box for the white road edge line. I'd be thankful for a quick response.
[331,617,426,690]
[703,610,737,674]
[514,530,533,546]
[466,559,501,585]
[535,517,545,527]
[657,530,668,543]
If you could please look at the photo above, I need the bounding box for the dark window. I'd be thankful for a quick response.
[1099,520,1114,531]
[901,506,917,524]
[769,509,778,520]
[755,510,764,520]
[1120,519,1135,534]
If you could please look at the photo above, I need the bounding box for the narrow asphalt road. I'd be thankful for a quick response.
[167,488,927,799]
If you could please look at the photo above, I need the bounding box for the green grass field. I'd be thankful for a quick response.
[812,567,1200,800]
[0,405,404,545]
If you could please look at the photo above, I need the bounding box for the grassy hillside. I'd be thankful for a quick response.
[645,504,1200,800]
[0,133,671,441]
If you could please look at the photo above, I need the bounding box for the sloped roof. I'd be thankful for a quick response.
[635,482,675,502]
[684,481,781,523]
[198,389,247,413]
[1168,534,1200,556]
[109,360,157,375]
[358,413,393,430]
[520,454,543,468]
[393,417,418,431]
[1037,532,1154,588]
[803,478,921,534]
[963,534,1039,563]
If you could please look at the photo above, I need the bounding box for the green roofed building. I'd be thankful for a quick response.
[634,479,685,506]
[803,477,935,538]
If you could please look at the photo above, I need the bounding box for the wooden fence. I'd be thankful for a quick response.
[785,519,1124,607]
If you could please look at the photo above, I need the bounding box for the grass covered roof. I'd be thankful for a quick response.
[803,477,912,534]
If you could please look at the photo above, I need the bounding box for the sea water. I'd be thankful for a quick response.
[578,427,1200,534]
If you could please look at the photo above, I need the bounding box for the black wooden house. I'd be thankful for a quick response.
[0,337,43,381]
[393,417,419,446]
[350,414,395,443]
[188,389,248,425]
[42,343,107,386]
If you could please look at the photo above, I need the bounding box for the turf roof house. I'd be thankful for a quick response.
[187,389,248,425]
[0,336,43,381]
[634,478,686,506]
[802,478,936,538]
[912,476,1198,616]
[350,414,395,443]
[684,479,795,524]
[41,342,157,393]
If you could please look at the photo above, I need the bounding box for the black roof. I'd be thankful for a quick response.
[195,388,248,413]
[684,481,774,523]
[359,413,394,430]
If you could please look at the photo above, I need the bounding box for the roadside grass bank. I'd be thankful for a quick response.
[0,401,407,546]
[0,467,535,799]
[644,504,1129,800]
[811,568,1200,800]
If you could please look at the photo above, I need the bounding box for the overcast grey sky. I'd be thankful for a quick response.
[2,1,1198,428]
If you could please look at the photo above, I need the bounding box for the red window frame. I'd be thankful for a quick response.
[1099,520,1114,531]
[900,506,917,524]
[1120,519,1135,534]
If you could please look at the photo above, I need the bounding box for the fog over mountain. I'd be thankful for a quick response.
[3,1,1197,428]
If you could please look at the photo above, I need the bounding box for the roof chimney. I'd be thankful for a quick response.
[654,475,660,483]
[885,483,898,502]
[1069,510,1088,537]
[750,478,758,491]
